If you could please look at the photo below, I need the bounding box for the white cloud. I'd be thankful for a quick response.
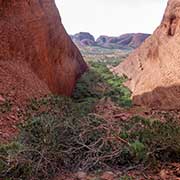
[55,0,168,38]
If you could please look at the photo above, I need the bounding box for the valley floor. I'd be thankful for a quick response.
[0,49,180,180]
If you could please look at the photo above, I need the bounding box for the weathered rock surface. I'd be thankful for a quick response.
[114,0,180,109]
[0,0,87,104]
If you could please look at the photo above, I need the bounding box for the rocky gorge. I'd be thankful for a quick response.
[114,0,180,109]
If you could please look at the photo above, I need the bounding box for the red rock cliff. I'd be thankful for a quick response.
[114,0,180,109]
[0,0,87,103]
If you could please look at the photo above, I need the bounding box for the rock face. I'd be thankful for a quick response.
[114,0,180,109]
[0,0,87,103]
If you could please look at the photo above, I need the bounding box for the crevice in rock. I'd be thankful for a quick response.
[138,58,144,71]
[168,14,177,36]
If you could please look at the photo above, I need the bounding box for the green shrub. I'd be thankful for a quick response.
[130,141,146,162]
[0,95,180,180]
[0,142,29,179]
[0,100,12,113]
[120,116,180,164]
[73,62,132,107]
[120,175,133,180]
[0,96,131,179]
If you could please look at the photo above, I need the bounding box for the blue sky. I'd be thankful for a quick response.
[55,0,168,38]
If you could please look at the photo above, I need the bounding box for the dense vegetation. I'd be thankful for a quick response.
[73,62,132,107]
[0,63,180,180]
[79,45,130,67]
